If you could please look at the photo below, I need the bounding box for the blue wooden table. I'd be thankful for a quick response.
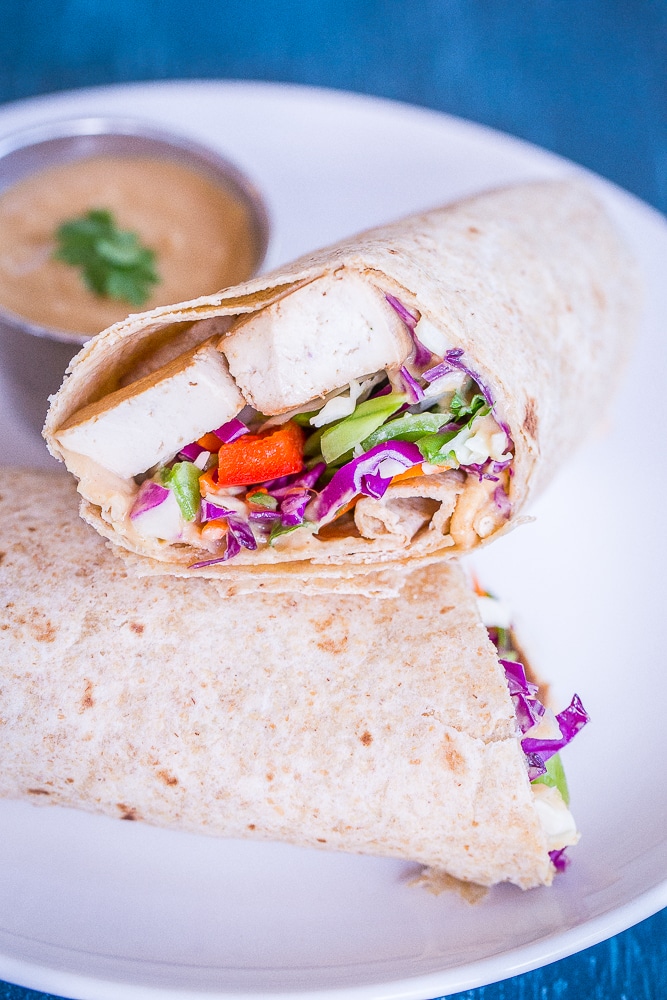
[0,3,665,998]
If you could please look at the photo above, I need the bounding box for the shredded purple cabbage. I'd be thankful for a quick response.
[264,462,326,498]
[359,471,389,500]
[487,635,583,879]
[280,489,312,527]
[502,659,540,699]
[227,515,257,552]
[410,334,433,368]
[248,508,280,522]
[213,417,249,444]
[463,461,497,483]
[385,293,432,366]
[179,420,248,465]
[189,544,239,569]
[179,441,207,462]
[500,658,590,779]
[398,365,425,403]
[201,499,230,522]
[191,502,257,568]
[522,695,590,763]
[549,848,570,873]
[385,293,418,330]
[423,349,496,408]
[310,441,422,522]
[421,354,458,385]
[129,481,170,519]
[493,484,512,519]
[524,753,548,781]
[422,349,514,461]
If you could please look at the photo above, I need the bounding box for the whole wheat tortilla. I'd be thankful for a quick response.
[0,468,555,888]
[44,180,637,590]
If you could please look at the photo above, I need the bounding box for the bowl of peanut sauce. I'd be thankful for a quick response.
[0,117,269,429]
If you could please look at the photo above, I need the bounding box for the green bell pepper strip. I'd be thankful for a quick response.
[319,393,407,464]
[247,491,279,510]
[161,461,201,521]
[361,410,453,451]
[533,752,570,806]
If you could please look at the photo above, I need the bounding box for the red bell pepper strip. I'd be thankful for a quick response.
[217,422,305,488]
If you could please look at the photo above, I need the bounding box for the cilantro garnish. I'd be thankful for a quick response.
[268,520,316,545]
[53,209,160,306]
[450,391,489,422]
[247,491,279,510]
[415,430,458,466]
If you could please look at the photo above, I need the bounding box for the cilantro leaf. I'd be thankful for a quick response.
[449,391,489,423]
[415,430,459,466]
[269,520,315,545]
[53,209,160,306]
[247,491,279,510]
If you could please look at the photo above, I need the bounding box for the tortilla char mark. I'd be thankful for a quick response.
[117,803,140,821]
[523,397,539,440]
[79,679,95,711]
[440,733,466,776]
[156,769,179,787]
[1,603,58,643]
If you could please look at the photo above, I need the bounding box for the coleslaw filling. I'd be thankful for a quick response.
[478,587,588,871]
[128,295,514,563]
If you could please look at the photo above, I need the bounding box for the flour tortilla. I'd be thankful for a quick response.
[0,467,558,888]
[44,180,637,590]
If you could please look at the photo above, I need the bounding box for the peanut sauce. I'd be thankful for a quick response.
[0,155,259,335]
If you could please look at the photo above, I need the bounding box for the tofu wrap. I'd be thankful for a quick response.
[44,181,637,586]
[0,469,586,889]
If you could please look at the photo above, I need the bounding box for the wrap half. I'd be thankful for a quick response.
[44,180,637,589]
[0,469,585,889]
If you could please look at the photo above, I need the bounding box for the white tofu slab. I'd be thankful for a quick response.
[56,340,243,479]
[220,271,413,413]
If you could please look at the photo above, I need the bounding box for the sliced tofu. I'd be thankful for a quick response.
[220,270,413,414]
[56,339,244,479]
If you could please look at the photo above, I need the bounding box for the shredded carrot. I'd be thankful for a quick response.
[200,518,228,543]
[389,463,424,484]
[197,432,223,452]
[328,496,360,522]
[198,467,220,497]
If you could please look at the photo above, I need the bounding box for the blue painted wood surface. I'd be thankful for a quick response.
[0,3,665,998]
[1,1,665,212]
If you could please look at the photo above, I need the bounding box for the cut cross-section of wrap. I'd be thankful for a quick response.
[44,181,638,589]
[0,468,587,889]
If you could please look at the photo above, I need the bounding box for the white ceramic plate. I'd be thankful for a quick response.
[0,81,665,1000]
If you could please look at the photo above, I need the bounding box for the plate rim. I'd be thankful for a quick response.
[0,77,665,1000]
